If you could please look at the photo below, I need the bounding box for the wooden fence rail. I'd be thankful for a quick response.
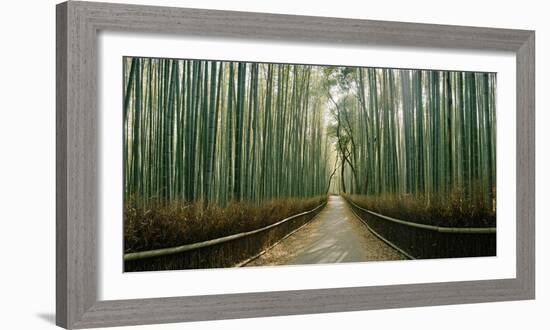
[124,202,326,271]
[344,197,496,259]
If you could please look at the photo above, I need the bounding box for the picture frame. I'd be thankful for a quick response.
[56,1,535,328]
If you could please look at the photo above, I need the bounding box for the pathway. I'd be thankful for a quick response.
[246,195,405,266]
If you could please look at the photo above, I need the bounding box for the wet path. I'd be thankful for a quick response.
[246,195,405,266]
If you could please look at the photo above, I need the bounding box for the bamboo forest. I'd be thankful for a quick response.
[123,56,497,270]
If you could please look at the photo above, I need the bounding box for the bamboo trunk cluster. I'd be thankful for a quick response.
[123,58,331,207]
[331,68,496,210]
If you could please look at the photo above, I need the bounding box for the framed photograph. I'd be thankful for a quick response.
[56,1,535,328]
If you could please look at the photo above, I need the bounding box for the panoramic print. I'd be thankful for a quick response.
[122,57,496,272]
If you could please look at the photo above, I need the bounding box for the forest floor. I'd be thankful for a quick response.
[245,195,405,266]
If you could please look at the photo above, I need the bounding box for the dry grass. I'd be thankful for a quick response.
[345,188,496,228]
[124,196,327,253]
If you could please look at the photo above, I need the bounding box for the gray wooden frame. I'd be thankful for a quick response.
[56,1,535,328]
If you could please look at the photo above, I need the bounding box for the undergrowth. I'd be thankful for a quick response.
[345,189,495,228]
[124,196,327,253]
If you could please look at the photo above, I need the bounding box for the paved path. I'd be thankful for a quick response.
[246,195,405,266]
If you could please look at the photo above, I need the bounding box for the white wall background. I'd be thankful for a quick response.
[0,0,547,329]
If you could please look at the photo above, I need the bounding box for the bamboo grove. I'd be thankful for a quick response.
[123,57,331,208]
[327,68,496,211]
